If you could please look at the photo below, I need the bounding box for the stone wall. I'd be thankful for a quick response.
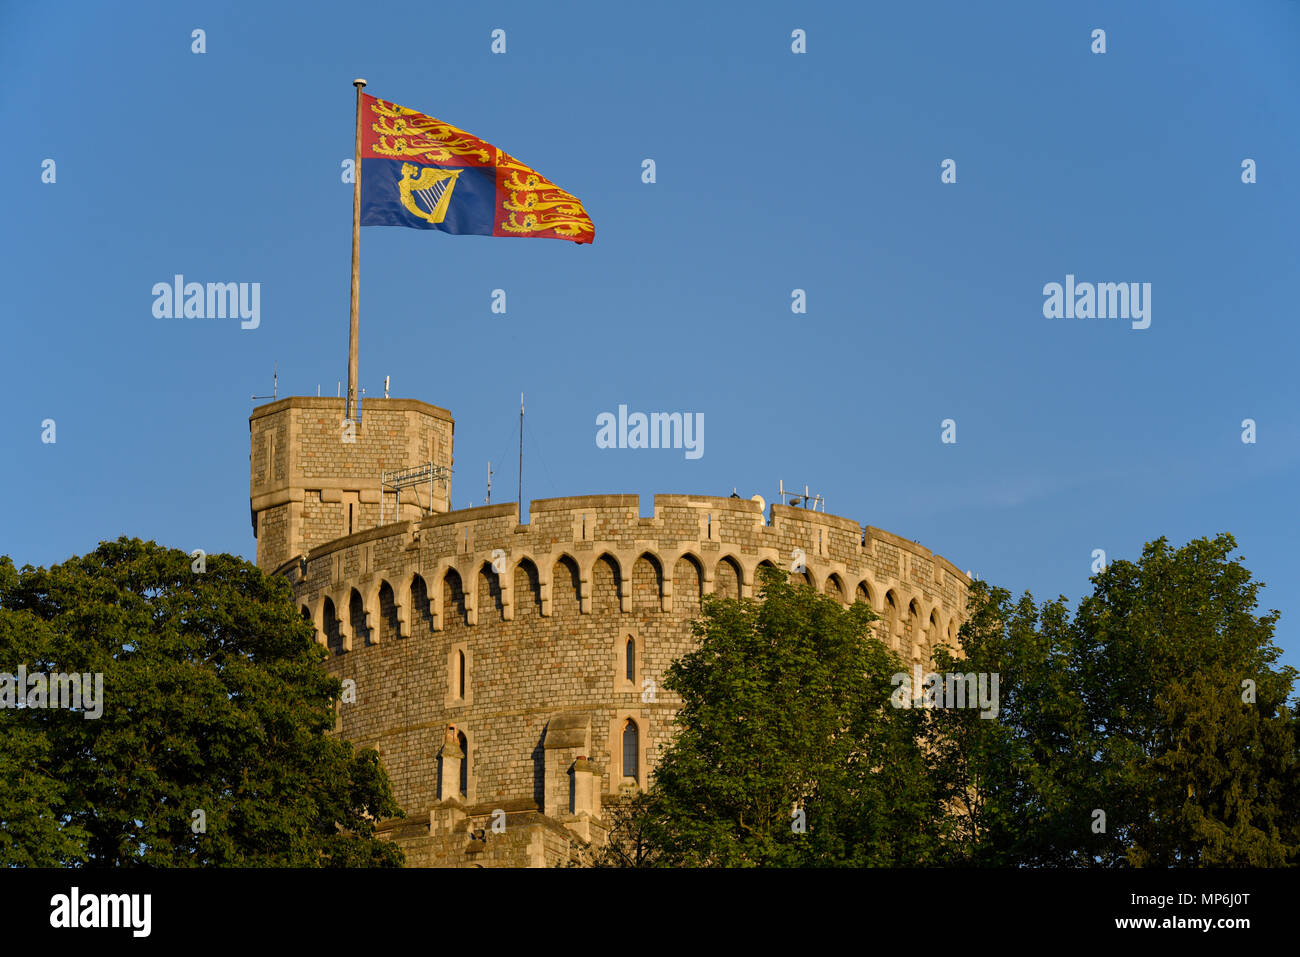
[249,396,970,867]
[280,491,970,866]
[248,397,454,572]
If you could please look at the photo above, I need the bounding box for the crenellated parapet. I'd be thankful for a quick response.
[286,493,970,663]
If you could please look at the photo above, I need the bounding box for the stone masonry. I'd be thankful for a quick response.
[250,396,970,867]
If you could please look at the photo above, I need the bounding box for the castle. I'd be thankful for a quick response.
[249,395,970,866]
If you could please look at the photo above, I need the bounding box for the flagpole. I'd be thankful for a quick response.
[518,393,524,513]
[347,77,367,421]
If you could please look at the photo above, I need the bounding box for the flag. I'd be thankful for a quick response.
[359,94,594,244]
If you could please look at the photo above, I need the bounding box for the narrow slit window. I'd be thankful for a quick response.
[622,719,639,782]
[458,731,468,796]
[625,637,635,682]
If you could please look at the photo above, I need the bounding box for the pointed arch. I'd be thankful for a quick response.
[323,596,343,655]
[377,580,399,642]
[551,555,581,616]
[348,588,369,646]
[478,561,504,622]
[906,598,922,660]
[884,590,901,650]
[410,573,433,635]
[672,553,704,613]
[513,557,542,618]
[442,567,468,629]
[592,552,622,615]
[714,555,742,599]
[791,567,817,590]
[621,718,640,784]
[632,552,663,614]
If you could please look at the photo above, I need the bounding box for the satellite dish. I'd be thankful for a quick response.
[751,494,766,512]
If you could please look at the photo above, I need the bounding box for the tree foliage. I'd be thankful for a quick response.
[939,534,1299,866]
[595,566,946,866]
[0,538,403,867]
[594,535,1299,867]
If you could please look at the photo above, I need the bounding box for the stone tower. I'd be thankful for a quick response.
[248,392,970,867]
[248,396,454,574]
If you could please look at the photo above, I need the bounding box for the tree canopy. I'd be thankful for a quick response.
[0,538,403,867]
[593,534,1300,867]
[937,534,1300,866]
[593,566,947,866]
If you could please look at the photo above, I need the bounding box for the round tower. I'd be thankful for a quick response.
[250,395,969,866]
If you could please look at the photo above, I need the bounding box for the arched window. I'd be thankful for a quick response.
[622,718,639,783]
[625,637,636,683]
[446,643,471,708]
[458,731,469,797]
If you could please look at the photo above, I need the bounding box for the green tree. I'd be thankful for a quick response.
[1075,534,1298,866]
[936,534,1299,867]
[576,790,669,867]
[607,566,945,866]
[929,585,1100,865]
[0,538,404,867]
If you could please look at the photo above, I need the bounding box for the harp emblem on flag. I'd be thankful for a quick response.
[398,163,462,224]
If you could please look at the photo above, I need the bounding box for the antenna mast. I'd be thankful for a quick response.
[251,361,278,401]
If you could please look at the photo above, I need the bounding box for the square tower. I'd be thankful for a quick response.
[249,397,454,573]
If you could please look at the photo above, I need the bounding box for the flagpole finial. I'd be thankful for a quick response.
[353,78,367,88]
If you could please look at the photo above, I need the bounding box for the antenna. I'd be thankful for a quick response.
[251,361,278,401]
[379,461,450,524]
[486,461,493,504]
[384,375,390,399]
[777,479,823,511]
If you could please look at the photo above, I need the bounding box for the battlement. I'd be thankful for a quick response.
[249,396,454,571]
[289,491,970,655]
[291,494,967,598]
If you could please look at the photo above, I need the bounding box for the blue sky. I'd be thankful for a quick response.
[3,1,1298,669]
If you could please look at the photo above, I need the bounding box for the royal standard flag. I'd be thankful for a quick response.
[359,94,594,244]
